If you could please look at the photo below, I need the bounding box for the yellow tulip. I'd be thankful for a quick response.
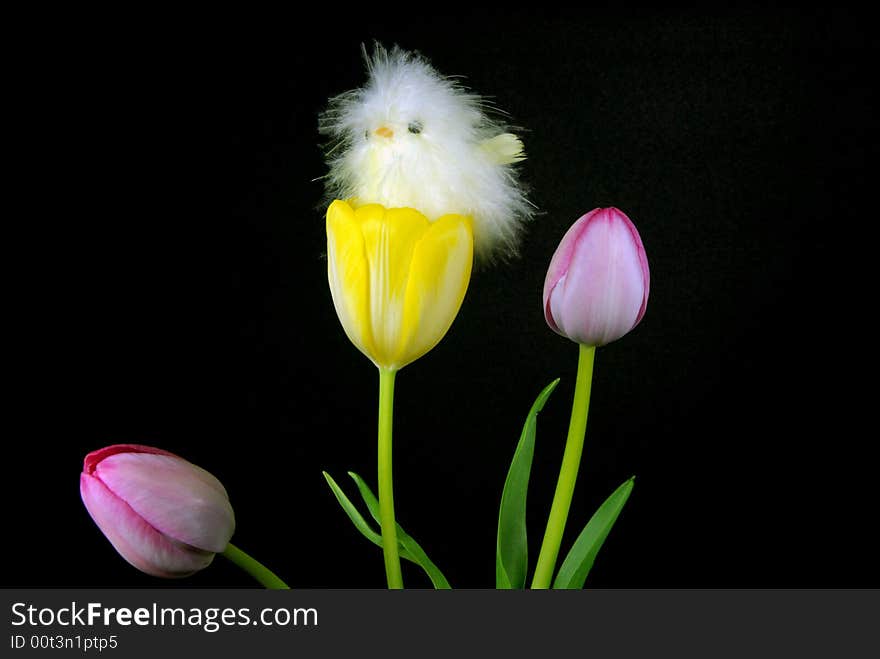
[326,199,474,371]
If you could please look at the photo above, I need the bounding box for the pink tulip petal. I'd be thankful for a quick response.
[543,210,602,331]
[83,444,177,474]
[625,215,651,326]
[80,472,214,578]
[94,453,235,553]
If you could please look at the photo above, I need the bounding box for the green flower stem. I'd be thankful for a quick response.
[531,343,596,589]
[378,367,404,589]
[221,542,290,589]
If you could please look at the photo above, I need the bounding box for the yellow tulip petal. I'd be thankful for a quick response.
[397,214,474,368]
[358,205,430,367]
[327,200,375,361]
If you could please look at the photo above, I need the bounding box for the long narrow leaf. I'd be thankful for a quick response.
[348,471,451,589]
[322,471,417,563]
[553,476,635,589]
[496,379,561,589]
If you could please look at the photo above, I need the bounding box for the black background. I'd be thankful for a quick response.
[9,8,877,588]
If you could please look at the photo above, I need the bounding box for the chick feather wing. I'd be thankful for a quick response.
[480,133,526,165]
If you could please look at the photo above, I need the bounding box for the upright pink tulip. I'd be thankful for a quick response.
[80,444,235,578]
[532,207,650,589]
[543,207,650,347]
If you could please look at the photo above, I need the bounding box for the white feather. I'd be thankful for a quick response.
[319,45,533,261]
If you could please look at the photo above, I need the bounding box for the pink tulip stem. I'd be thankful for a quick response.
[221,543,290,589]
[531,343,597,589]
[378,367,404,589]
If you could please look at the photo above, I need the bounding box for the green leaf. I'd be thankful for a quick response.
[553,476,635,589]
[496,378,561,589]
[347,472,452,589]
[322,471,417,564]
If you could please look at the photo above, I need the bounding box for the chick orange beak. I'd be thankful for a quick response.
[375,126,394,139]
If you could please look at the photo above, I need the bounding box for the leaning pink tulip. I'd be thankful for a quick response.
[543,207,650,347]
[80,444,235,578]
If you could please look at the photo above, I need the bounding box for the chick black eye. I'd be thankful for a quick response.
[364,129,370,140]
[407,121,423,134]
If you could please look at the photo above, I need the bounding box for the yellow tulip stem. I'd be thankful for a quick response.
[378,367,404,589]
[531,344,596,589]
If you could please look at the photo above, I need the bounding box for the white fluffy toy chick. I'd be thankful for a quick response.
[319,45,533,261]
